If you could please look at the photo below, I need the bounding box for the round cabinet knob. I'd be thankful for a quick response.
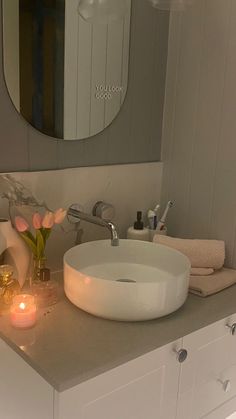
[226,323,236,336]
[174,348,188,363]
[218,379,231,393]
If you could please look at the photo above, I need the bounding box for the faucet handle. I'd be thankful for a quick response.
[67,204,84,224]
[92,201,115,222]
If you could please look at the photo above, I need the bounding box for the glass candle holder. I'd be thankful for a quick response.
[31,268,59,308]
[10,294,37,329]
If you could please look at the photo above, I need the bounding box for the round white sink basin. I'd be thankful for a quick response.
[64,240,190,322]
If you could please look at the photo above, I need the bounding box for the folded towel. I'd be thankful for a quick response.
[190,267,214,276]
[154,235,225,270]
[189,268,236,297]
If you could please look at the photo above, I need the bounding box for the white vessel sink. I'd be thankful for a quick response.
[64,240,190,322]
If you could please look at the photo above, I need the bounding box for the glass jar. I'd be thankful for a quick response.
[0,265,21,312]
[31,267,58,308]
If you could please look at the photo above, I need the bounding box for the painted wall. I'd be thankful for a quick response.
[161,0,236,267]
[0,0,169,172]
[0,162,163,272]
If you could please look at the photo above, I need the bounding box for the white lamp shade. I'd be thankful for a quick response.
[78,0,128,24]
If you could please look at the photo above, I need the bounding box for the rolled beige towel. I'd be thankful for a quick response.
[190,267,214,276]
[154,235,225,270]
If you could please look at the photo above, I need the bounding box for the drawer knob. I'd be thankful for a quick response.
[226,323,236,335]
[218,379,231,393]
[174,348,188,363]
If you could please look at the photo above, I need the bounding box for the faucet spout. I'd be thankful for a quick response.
[68,205,119,246]
[107,222,119,246]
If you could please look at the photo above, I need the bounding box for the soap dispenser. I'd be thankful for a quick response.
[127,211,149,241]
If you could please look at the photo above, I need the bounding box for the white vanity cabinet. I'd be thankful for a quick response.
[2,313,236,419]
[176,314,236,419]
[0,339,54,419]
[55,340,182,419]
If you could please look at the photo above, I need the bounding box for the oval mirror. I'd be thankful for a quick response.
[2,0,131,140]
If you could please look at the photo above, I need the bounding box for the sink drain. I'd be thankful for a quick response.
[116,279,136,283]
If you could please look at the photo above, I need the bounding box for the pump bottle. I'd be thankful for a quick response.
[127,211,150,241]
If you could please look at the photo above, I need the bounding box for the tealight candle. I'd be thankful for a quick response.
[10,294,37,329]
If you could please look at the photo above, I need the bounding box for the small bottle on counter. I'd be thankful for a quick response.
[127,211,150,241]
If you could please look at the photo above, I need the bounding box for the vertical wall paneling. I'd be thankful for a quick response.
[76,17,93,139]
[129,1,160,158]
[162,0,206,237]
[148,11,169,160]
[104,20,124,127]
[121,1,132,105]
[162,0,236,267]
[90,24,107,137]
[209,0,236,265]
[161,13,183,200]
[64,1,131,140]
[105,2,138,164]
[186,0,231,239]
[64,0,79,139]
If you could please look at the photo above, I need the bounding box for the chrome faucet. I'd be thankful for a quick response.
[67,204,119,246]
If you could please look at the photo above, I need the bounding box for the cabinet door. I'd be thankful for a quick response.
[177,315,236,419]
[0,338,54,419]
[204,396,236,419]
[56,340,182,419]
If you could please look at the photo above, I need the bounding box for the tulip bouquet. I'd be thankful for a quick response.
[15,208,67,261]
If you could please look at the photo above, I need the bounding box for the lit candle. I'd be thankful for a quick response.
[10,294,37,329]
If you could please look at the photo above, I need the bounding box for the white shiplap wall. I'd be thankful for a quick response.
[64,0,131,140]
[161,0,236,267]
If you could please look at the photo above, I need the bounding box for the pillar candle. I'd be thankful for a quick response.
[10,294,37,329]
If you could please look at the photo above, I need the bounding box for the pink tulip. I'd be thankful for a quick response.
[42,212,54,229]
[54,208,67,224]
[32,212,42,229]
[15,216,29,233]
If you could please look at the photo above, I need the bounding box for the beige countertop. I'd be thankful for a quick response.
[0,276,236,392]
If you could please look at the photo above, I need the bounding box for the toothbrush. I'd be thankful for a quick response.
[147,209,156,230]
[154,204,160,214]
[147,204,160,230]
[156,201,174,231]
[153,204,160,229]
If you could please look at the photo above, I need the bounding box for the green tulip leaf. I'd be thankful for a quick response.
[27,231,37,245]
[36,230,45,258]
[21,233,37,257]
[45,228,51,241]
[40,228,51,244]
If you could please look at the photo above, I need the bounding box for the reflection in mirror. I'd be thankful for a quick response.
[2,0,131,140]
[78,0,129,24]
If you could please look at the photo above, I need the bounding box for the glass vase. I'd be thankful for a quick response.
[33,257,47,282]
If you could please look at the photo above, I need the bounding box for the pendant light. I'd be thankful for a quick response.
[78,0,128,24]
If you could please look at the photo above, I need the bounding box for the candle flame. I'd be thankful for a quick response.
[19,302,26,310]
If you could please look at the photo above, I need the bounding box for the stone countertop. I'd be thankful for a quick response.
[0,277,236,393]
